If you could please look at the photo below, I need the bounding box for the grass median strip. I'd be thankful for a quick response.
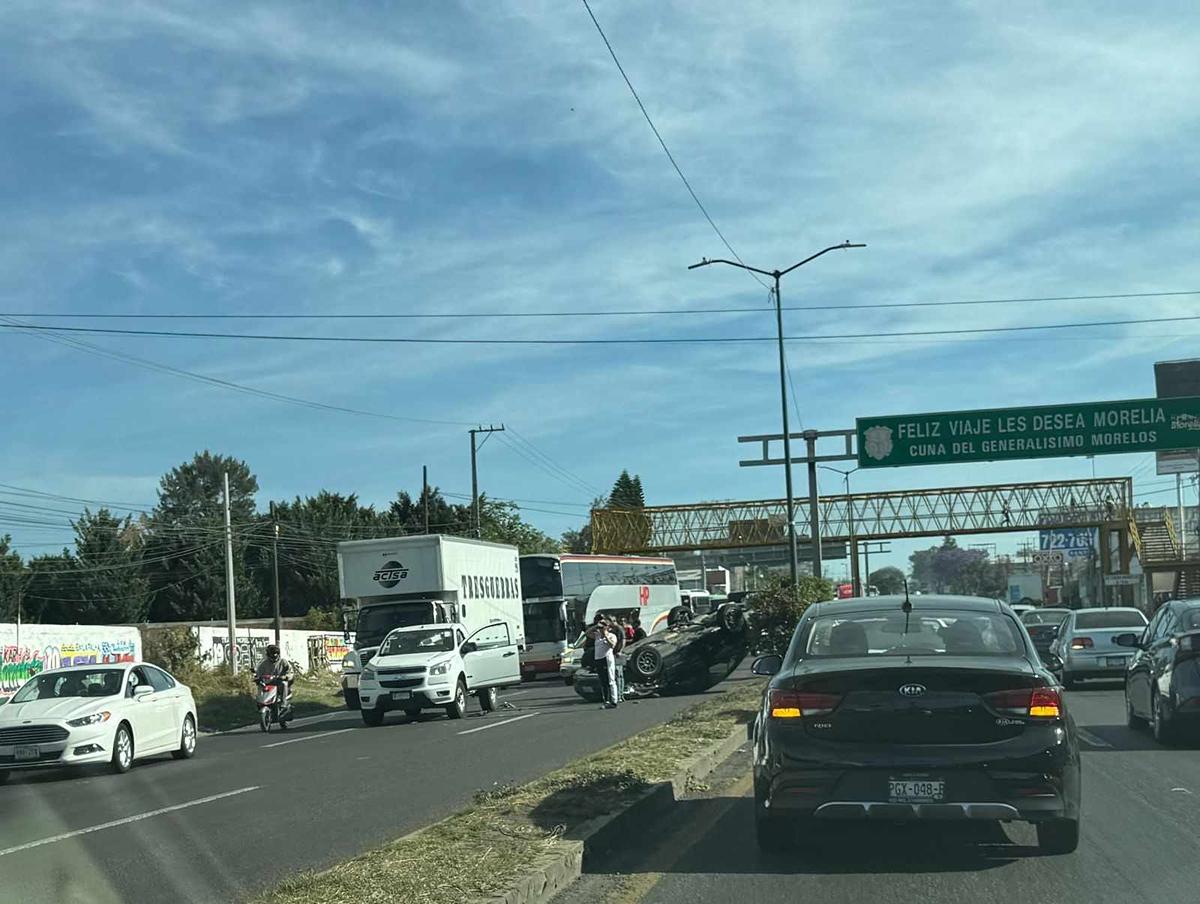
[252,677,764,904]
[188,669,346,733]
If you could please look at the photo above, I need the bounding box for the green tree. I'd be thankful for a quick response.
[480,498,560,554]
[0,536,24,622]
[608,470,646,509]
[868,566,906,595]
[750,575,833,656]
[561,496,608,553]
[22,551,81,624]
[61,508,152,623]
[390,486,472,535]
[908,537,1001,596]
[264,491,393,617]
[146,451,262,622]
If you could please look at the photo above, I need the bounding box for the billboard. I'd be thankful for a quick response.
[1155,360,1200,475]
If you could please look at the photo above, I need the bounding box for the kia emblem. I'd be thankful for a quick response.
[898,683,926,697]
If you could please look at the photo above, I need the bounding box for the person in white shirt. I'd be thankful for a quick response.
[589,615,620,709]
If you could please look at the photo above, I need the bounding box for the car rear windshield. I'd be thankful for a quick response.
[799,610,1025,658]
[11,668,125,703]
[1074,610,1147,629]
[1022,610,1070,626]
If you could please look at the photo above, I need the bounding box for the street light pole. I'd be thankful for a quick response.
[820,465,860,593]
[689,242,865,586]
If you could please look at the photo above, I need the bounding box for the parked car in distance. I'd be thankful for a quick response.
[751,595,1081,855]
[1120,599,1200,744]
[1050,607,1148,688]
[0,664,197,782]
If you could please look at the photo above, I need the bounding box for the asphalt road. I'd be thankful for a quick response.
[556,681,1200,904]
[0,676,732,904]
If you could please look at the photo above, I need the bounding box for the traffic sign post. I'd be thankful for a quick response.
[857,396,1200,469]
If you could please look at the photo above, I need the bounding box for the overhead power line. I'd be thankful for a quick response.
[1,317,473,428]
[9,314,1200,345]
[8,289,1198,320]
[579,0,765,290]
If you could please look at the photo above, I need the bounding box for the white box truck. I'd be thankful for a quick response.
[337,535,524,722]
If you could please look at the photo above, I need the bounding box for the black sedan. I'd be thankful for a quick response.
[1121,598,1200,744]
[1021,607,1072,669]
[752,595,1081,855]
[574,604,749,701]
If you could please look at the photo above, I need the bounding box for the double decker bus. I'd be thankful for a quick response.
[518,553,682,679]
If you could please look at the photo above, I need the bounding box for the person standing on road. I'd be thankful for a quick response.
[630,615,647,643]
[592,617,619,709]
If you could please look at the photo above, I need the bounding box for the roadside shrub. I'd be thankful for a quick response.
[142,627,200,675]
[750,575,832,656]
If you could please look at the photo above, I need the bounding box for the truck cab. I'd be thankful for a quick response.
[357,620,520,724]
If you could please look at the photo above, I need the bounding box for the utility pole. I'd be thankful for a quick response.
[820,465,860,592]
[805,431,823,580]
[469,425,505,538]
[689,241,865,584]
[223,472,238,675]
[422,465,430,534]
[270,501,281,647]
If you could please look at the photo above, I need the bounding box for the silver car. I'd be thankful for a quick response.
[1051,607,1148,688]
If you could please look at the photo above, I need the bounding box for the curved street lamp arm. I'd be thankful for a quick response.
[687,258,775,278]
[779,242,866,277]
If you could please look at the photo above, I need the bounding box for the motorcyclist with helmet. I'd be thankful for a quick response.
[254,644,295,710]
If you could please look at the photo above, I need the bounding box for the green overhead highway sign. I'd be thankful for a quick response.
[857,396,1200,469]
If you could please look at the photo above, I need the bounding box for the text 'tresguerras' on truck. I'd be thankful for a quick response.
[336,535,525,722]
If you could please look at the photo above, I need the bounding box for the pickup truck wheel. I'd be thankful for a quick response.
[343,688,360,711]
[445,679,468,719]
[478,686,498,712]
[360,707,385,727]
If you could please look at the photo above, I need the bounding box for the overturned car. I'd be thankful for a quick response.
[574,603,751,701]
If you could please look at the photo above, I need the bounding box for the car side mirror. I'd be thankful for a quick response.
[460,642,478,655]
[751,654,782,676]
[132,684,154,697]
[1113,633,1140,648]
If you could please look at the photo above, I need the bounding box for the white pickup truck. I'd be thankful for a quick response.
[357,621,520,724]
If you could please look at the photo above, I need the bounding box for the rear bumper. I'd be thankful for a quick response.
[756,727,1080,824]
[1062,653,1130,678]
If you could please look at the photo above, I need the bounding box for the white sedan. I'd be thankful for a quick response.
[0,663,197,781]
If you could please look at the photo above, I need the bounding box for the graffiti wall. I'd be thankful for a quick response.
[192,627,351,673]
[0,624,142,694]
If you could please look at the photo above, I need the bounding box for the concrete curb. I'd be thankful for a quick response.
[483,721,750,904]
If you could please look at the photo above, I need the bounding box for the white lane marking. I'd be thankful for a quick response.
[1172,787,1193,794]
[261,727,355,749]
[1078,729,1113,748]
[0,786,260,858]
[458,712,538,735]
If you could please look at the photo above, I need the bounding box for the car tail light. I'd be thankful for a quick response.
[984,687,1062,718]
[769,689,841,719]
[1070,636,1094,650]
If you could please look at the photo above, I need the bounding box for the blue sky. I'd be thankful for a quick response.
[3,0,1200,571]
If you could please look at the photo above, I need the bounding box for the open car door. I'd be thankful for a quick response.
[464,621,520,689]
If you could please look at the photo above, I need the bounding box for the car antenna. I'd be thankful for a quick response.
[901,579,913,635]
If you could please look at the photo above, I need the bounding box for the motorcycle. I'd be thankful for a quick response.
[255,677,293,732]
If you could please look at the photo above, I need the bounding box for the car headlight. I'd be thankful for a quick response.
[429,661,451,676]
[67,711,111,727]
[360,666,376,682]
[343,652,359,671]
